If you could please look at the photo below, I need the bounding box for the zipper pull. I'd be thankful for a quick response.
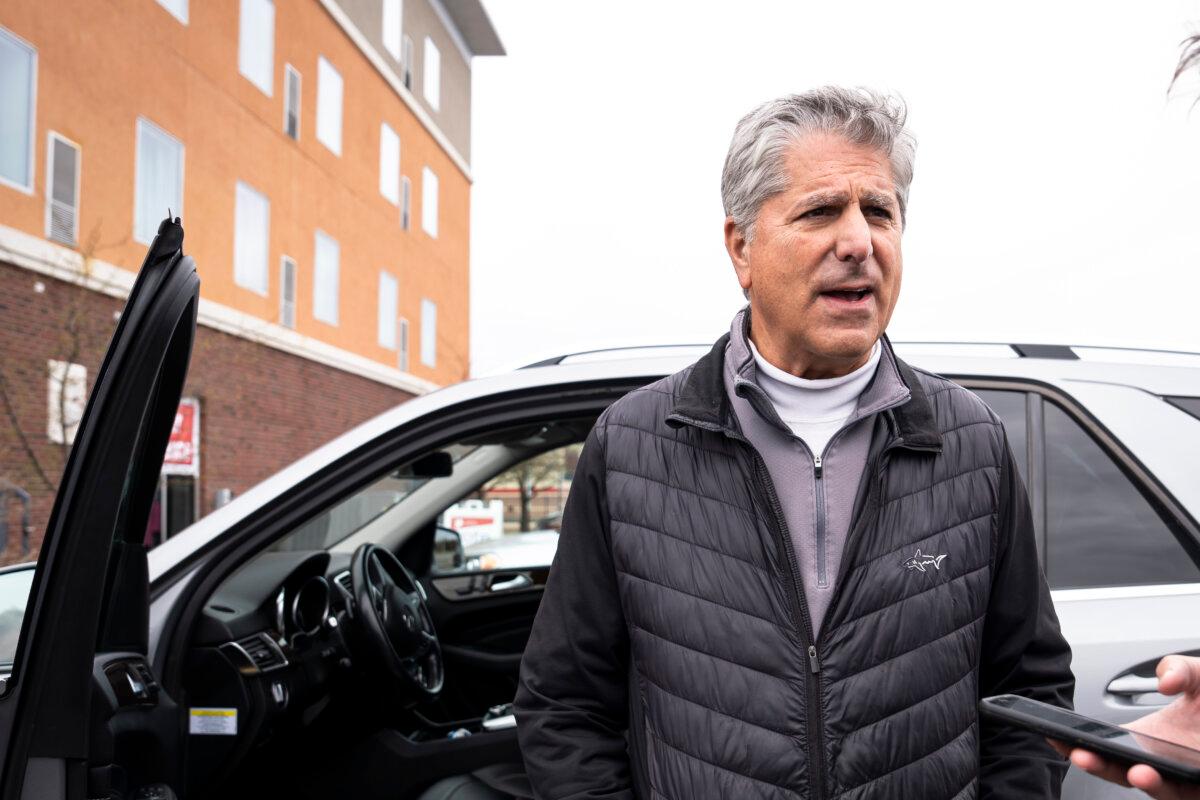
[813,454,823,479]
[808,645,821,674]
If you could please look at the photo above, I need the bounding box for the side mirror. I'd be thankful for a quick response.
[432,526,465,572]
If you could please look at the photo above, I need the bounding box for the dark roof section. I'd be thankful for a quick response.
[442,0,506,56]
[1010,343,1079,360]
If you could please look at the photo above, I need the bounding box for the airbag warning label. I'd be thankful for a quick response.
[189,708,237,735]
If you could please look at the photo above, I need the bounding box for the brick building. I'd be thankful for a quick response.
[0,0,503,562]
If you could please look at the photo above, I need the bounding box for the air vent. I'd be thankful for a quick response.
[335,571,352,596]
[232,632,287,673]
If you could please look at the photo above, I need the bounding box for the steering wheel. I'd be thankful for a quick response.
[349,543,444,699]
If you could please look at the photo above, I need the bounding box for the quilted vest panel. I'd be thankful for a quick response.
[600,366,1004,800]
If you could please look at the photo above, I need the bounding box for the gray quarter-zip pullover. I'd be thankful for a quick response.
[723,307,910,633]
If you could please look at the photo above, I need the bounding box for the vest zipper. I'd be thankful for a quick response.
[746,448,826,800]
[813,453,827,588]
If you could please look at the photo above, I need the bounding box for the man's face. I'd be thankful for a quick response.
[725,133,904,378]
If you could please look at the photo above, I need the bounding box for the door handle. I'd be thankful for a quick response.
[1107,675,1161,696]
[489,574,532,592]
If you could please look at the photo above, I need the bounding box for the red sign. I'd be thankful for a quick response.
[162,398,200,475]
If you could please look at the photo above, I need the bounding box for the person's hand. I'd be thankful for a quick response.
[1048,655,1200,799]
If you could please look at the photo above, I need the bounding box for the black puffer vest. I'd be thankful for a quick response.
[604,335,1002,799]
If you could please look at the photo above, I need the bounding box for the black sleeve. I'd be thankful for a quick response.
[514,422,634,800]
[978,428,1076,799]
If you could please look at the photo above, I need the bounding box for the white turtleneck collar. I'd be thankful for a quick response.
[747,339,882,455]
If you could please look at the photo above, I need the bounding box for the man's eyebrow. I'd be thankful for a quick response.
[859,190,898,209]
[796,191,849,209]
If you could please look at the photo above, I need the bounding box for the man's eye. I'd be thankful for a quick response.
[866,206,893,219]
[800,206,831,219]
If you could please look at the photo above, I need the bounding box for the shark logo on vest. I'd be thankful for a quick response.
[903,549,947,573]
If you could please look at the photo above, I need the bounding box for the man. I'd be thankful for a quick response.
[515,86,1075,798]
[1056,654,1200,799]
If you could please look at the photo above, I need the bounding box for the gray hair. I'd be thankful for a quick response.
[721,87,917,241]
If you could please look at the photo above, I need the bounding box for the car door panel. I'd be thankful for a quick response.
[0,218,198,800]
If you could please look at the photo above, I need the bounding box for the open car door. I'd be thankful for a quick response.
[0,218,199,800]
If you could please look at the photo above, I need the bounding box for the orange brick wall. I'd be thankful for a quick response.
[0,0,470,384]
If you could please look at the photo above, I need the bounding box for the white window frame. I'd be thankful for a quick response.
[382,0,402,61]
[316,56,343,156]
[47,360,86,445]
[155,0,188,24]
[400,175,412,230]
[401,35,414,90]
[238,0,275,96]
[398,317,410,372]
[233,180,270,296]
[133,117,185,246]
[45,131,81,246]
[420,299,437,367]
[0,26,37,194]
[283,63,301,140]
[379,123,400,205]
[423,37,440,111]
[313,229,340,325]
[421,166,438,238]
[378,270,398,349]
[280,255,297,328]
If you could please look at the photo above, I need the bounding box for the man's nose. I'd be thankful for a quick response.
[833,208,873,264]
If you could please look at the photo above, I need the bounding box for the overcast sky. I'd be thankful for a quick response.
[467,1,1200,377]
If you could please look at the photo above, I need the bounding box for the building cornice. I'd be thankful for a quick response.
[0,223,440,396]
[317,0,473,181]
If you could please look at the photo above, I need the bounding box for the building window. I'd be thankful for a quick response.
[0,27,37,192]
[400,176,412,230]
[379,123,400,205]
[46,133,80,246]
[238,0,274,95]
[316,56,343,156]
[420,298,436,367]
[313,229,340,325]
[234,181,270,295]
[47,360,86,445]
[134,118,184,245]
[378,271,398,349]
[401,35,414,90]
[383,0,402,61]
[283,64,301,140]
[423,37,440,111]
[155,0,188,24]
[398,317,410,372]
[421,166,438,238]
[280,256,296,328]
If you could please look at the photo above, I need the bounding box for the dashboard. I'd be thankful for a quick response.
[185,550,359,792]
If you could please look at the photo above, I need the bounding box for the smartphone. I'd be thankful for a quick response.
[980,694,1200,784]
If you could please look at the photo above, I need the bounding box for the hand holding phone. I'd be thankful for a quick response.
[1052,654,1200,799]
[979,694,1200,786]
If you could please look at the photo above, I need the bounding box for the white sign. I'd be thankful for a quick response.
[441,499,504,548]
[189,707,237,735]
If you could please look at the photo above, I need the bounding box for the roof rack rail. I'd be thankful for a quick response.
[521,344,711,369]
[897,341,1200,360]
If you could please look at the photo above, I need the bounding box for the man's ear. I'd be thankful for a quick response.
[724,216,752,295]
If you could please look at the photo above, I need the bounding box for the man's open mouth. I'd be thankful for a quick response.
[822,288,872,302]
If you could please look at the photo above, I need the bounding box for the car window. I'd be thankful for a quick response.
[433,443,582,574]
[0,568,33,668]
[972,389,1029,489]
[1044,401,1200,589]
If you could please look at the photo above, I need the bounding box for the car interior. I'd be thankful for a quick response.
[172,416,598,799]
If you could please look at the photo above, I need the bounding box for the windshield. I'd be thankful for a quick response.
[270,443,477,552]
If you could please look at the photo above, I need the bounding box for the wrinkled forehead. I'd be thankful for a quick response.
[779,133,898,198]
